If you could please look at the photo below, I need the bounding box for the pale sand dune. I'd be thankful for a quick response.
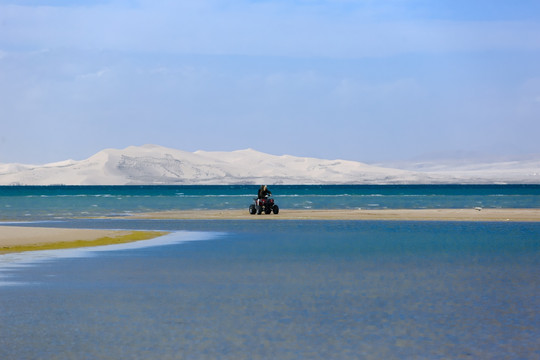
[2,144,538,184]
[122,208,540,222]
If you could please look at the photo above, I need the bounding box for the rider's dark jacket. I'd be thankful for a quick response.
[258,187,272,199]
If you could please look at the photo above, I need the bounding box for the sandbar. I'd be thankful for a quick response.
[2,208,538,253]
[0,226,168,254]
[120,208,540,222]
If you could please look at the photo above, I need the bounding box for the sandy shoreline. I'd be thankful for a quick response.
[0,226,167,253]
[120,208,540,222]
[2,208,538,253]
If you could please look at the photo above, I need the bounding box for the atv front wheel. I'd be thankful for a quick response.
[249,204,256,215]
[273,205,279,214]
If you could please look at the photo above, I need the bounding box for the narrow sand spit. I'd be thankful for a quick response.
[119,208,540,222]
[0,226,167,253]
[2,208,538,253]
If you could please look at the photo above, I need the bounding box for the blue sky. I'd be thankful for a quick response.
[1,0,539,164]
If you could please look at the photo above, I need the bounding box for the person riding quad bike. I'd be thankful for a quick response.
[258,185,272,200]
[250,185,279,215]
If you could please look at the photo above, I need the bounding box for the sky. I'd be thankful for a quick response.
[1,0,539,164]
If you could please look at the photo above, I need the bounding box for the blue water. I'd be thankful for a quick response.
[1,186,539,359]
[1,185,539,220]
[1,220,539,359]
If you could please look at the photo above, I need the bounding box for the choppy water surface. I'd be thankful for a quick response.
[1,185,539,220]
[1,220,539,359]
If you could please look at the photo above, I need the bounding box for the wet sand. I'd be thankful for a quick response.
[122,208,540,222]
[0,226,167,253]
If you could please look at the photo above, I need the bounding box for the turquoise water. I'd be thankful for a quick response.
[1,185,539,359]
[1,220,539,359]
[1,185,539,220]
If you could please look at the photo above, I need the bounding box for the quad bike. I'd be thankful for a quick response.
[249,197,279,215]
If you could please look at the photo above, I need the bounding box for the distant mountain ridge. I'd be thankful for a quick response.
[0,145,538,185]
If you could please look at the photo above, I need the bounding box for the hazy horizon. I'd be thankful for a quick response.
[1,1,539,164]
[0,144,540,167]
[2,144,540,167]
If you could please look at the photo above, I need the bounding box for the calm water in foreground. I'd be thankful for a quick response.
[1,185,539,359]
[1,219,539,359]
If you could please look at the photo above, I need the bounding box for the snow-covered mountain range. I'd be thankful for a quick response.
[0,145,538,185]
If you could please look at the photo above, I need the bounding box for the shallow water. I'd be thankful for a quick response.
[1,185,539,220]
[1,220,539,359]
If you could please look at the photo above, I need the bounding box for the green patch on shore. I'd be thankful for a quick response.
[0,231,169,254]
